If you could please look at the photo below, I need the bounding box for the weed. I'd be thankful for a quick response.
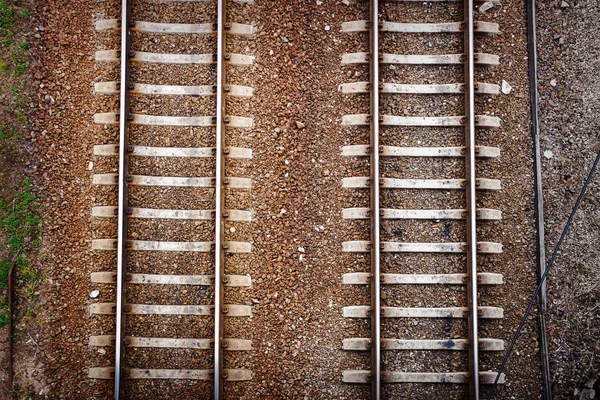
[0,0,15,36]
[17,9,31,18]
[11,54,27,76]
[0,260,10,288]
[0,296,7,327]
[0,0,41,358]
[0,178,42,322]
[0,123,17,140]
[0,124,19,155]
[14,110,25,123]
[0,178,40,255]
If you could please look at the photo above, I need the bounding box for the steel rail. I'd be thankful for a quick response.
[370,0,381,398]
[464,0,480,398]
[113,0,132,397]
[214,0,226,398]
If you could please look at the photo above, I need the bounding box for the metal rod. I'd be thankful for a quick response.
[114,0,132,397]
[370,0,381,398]
[464,0,480,398]
[214,0,226,398]
[526,0,552,396]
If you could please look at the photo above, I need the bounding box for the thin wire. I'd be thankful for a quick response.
[487,151,600,399]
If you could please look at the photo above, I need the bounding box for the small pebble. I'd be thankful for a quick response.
[296,121,305,129]
[560,1,569,7]
[544,150,554,159]
[501,80,512,94]
[324,25,330,31]
[90,290,100,298]
[550,79,557,87]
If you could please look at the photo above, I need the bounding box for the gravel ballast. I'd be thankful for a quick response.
[536,0,600,398]
[15,0,556,398]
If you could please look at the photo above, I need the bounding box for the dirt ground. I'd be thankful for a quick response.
[536,0,600,398]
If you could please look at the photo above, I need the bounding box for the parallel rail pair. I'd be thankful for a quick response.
[340,0,505,398]
[88,0,255,398]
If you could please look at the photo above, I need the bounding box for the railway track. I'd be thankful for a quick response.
[340,0,506,398]
[88,0,255,398]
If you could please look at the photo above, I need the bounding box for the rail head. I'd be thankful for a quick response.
[113,0,133,397]
[464,0,481,398]
[369,1,381,399]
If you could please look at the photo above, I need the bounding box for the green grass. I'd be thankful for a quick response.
[0,0,39,329]
[0,0,16,36]
[0,178,41,328]
[0,1,31,77]
[17,9,29,19]
[11,53,27,76]
[0,123,17,140]
[0,124,19,155]
[0,260,10,287]
[0,2,40,397]
[0,296,8,326]
[0,177,40,254]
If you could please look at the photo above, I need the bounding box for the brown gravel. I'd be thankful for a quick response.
[15,0,552,399]
[373,1,542,398]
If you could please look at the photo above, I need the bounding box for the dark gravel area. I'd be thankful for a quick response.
[536,0,600,398]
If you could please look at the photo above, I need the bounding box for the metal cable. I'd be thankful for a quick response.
[487,151,600,399]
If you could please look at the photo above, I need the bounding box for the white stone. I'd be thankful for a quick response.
[90,290,100,298]
[479,1,494,13]
[298,247,305,253]
[324,25,331,31]
[88,161,94,171]
[501,80,512,94]
[544,150,554,159]
[550,79,557,87]
[561,1,569,7]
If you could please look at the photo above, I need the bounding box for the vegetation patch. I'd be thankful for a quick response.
[0,0,40,333]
